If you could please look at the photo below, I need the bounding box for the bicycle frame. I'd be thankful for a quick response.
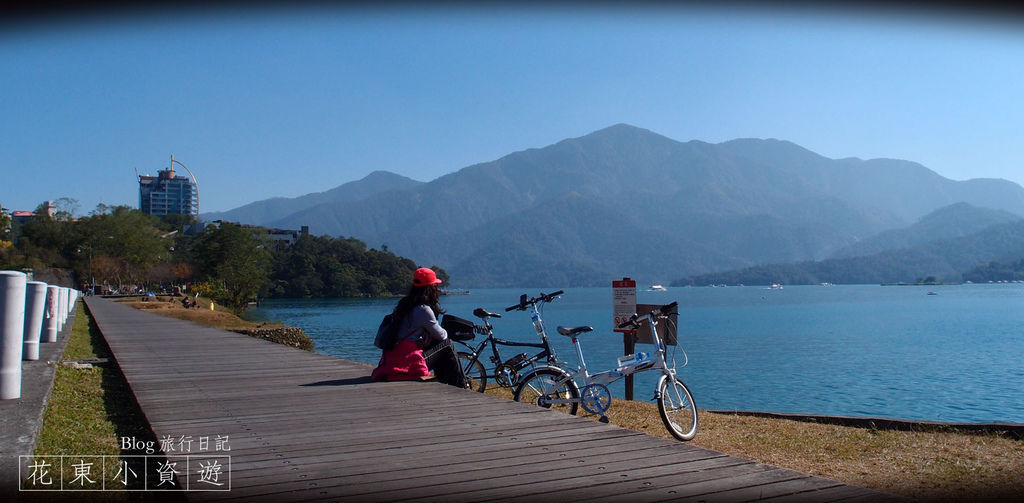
[523,304,678,411]
[456,293,565,388]
[516,300,698,440]
[454,331,558,383]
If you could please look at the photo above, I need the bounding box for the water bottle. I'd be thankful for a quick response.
[617,352,648,370]
[531,312,544,334]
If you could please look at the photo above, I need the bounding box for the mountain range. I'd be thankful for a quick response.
[674,206,1024,286]
[202,124,1024,287]
[203,170,423,225]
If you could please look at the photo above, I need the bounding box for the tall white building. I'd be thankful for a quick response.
[138,168,198,217]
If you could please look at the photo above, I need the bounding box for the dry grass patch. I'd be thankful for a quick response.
[113,296,313,350]
[486,384,1023,502]
[111,296,278,331]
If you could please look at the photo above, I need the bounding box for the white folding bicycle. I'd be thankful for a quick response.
[513,301,698,441]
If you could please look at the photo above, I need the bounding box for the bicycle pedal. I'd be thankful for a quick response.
[599,416,609,424]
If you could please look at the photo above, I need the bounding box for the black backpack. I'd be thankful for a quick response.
[375,313,419,350]
[374,313,399,350]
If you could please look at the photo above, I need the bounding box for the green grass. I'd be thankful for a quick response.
[34,301,155,456]
[28,301,184,502]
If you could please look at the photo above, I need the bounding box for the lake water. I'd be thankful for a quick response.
[243,284,1024,424]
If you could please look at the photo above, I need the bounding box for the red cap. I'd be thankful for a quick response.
[413,267,443,287]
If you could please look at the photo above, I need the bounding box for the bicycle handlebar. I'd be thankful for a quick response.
[545,290,565,302]
[504,290,565,311]
[505,294,527,312]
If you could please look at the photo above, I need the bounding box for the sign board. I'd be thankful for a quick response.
[612,278,637,333]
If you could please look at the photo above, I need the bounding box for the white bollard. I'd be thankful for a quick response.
[65,288,74,324]
[1,270,28,400]
[63,287,71,321]
[69,289,78,324]
[22,281,48,361]
[67,288,75,318]
[57,287,67,333]
[44,285,59,343]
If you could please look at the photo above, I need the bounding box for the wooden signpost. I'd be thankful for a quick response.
[612,278,637,400]
[613,278,679,400]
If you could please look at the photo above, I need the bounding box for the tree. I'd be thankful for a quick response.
[17,205,74,268]
[266,234,424,298]
[0,211,11,241]
[53,197,79,220]
[189,222,271,309]
[159,213,198,232]
[73,206,171,289]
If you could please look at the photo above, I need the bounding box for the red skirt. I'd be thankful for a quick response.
[371,340,430,381]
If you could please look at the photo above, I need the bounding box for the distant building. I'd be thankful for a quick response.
[139,168,198,217]
[267,226,310,245]
[8,200,57,224]
[201,220,309,246]
[11,210,37,224]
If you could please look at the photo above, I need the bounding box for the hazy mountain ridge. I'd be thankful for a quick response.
[674,215,1024,286]
[829,203,1023,259]
[202,170,423,225]
[214,124,1024,287]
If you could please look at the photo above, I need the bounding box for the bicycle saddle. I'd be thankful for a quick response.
[557,326,594,336]
[473,307,502,319]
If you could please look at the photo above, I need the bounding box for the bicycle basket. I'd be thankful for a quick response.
[441,314,476,341]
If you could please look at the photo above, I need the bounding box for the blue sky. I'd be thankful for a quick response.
[2,3,1023,215]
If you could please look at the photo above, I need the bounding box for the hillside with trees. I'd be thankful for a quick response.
[673,220,1024,286]
[962,259,1024,283]
[0,203,443,309]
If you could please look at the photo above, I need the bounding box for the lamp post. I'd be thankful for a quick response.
[81,234,113,295]
[170,155,200,218]
[78,245,94,295]
[88,245,94,295]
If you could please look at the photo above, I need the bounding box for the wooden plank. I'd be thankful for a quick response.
[598,467,814,503]
[227,433,646,479]
[425,455,752,503]
[193,449,738,503]
[672,475,843,502]
[216,441,712,500]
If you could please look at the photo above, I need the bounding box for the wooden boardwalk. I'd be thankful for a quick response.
[84,296,903,503]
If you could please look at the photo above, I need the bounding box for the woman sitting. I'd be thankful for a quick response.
[371,267,467,388]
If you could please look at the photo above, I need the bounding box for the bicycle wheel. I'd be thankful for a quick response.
[657,375,698,441]
[513,368,579,416]
[457,352,486,393]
